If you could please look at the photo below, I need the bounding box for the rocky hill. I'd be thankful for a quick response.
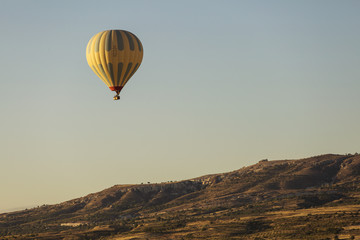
[1,154,360,239]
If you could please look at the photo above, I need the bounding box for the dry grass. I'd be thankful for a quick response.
[1,153,360,239]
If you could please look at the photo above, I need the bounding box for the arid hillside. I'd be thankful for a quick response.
[1,154,360,239]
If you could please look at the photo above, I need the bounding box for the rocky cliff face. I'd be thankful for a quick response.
[45,154,360,213]
[32,154,357,219]
[1,154,360,239]
[74,180,206,211]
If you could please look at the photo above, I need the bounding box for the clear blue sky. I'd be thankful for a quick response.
[1,0,360,212]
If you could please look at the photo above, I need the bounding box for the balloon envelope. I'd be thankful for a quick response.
[86,30,143,94]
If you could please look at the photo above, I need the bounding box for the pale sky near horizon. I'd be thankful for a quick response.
[1,0,360,212]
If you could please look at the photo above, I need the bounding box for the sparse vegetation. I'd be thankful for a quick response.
[0,154,360,239]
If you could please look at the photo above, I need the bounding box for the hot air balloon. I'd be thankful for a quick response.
[86,30,143,100]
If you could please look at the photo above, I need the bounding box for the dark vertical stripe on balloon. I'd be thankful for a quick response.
[105,30,112,51]
[92,65,101,76]
[117,62,123,86]
[124,31,134,51]
[127,63,139,81]
[107,63,114,81]
[115,30,124,50]
[98,64,109,81]
[122,63,133,85]
[133,35,142,52]
[95,32,105,52]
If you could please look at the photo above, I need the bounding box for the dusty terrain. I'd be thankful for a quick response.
[1,154,360,239]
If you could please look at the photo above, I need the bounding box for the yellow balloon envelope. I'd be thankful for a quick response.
[86,30,143,100]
